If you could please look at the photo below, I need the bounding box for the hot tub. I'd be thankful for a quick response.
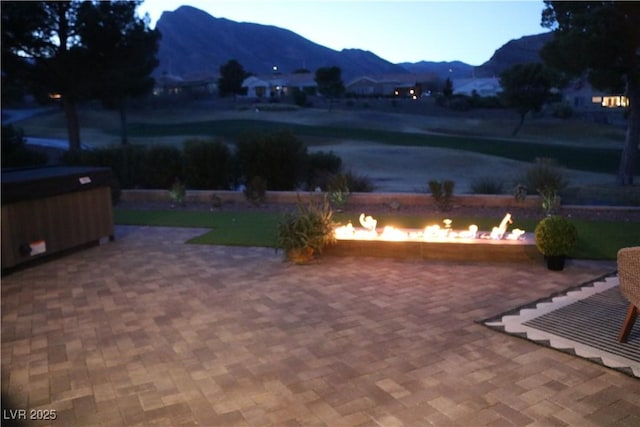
[2,166,114,270]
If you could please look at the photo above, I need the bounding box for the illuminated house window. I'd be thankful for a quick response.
[600,95,629,108]
[592,96,602,104]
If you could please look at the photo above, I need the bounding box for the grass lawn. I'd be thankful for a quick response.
[114,208,640,260]
[126,119,634,174]
[114,210,279,247]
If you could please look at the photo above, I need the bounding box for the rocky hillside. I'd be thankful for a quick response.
[398,61,475,79]
[154,6,407,80]
[154,5,552,82]
[473,32,553,77]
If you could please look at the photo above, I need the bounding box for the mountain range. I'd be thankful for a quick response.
[155,5,550,81]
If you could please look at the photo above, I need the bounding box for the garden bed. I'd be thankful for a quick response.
[119,189,640,222]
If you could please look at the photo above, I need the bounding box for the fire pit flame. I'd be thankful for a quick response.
[334,213,526,242]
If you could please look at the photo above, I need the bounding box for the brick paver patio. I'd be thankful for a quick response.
[2,225,639,426]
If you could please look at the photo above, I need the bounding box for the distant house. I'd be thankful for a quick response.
[452,77,502,97]
[154,73,218,97]
[346,76,394,96]
[345,73,439,98]
[242,73,317,99]
[561,78,629,111]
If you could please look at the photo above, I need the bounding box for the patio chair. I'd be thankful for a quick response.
[618,246,640,343]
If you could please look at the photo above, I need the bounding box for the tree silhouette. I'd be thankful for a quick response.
[314,66,344,111]
[541,1,640,185]
[77,0,160,145]
[442,77,453,98]
[499,63,561,136]
[218,59,248,98]
[1,1,159,151]
[3,2,89,152]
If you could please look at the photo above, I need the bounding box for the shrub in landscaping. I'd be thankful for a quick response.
[469,95,503,109]
[183,138,233,189]
[1,125,48,167]
[342,171,375,192]
[513,183,528,202]
[446,95,472,111]
[306,150,343,190]
[327,173,350,209]
[534,215,578,256]
[523,157,568,195]
[292,88,308,107]
[62,144,147,189]
[429,179,455,211]
[277,195,336,264]
[236,129,308,190]
[244,175,267,206]
[551,101,573,119]
[470,177,506,194]
[140,145,183,189]
[168,178,186,206]
[523,157,568,214]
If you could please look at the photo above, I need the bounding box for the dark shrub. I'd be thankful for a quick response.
[140,145,183,189]
[62,144,147,189]
[1,125,48,167]
[469,95,504,109]
[292,88,308,107]
[551,102,573,119]
[306,150,342,190]
[429,179,455,211]
[523,157,567,195]
[341,171,375,192]
[236,129,307,190]
[470,177,506,194]
[244,175,267,206]
[183,138,232,189]
[446,95,472,111]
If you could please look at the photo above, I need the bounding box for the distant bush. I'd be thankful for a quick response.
[429,179,455,211]
[140,145,183,189]
[551,102,574,119]
[292,88,308,107]
[327,173,350,209]
[523,157,568,195]
[306,150,343,190]
[251,103,299,112]
[63,144,147,189]
[469,95,504,109]
[446,95,472,111]
[341,170,375,193]
[523,158,568,214]
[236,129,308,190]
[470,177,506,194]
[244,175,267,206]
[1,125,48,168]
[183,138,233,189]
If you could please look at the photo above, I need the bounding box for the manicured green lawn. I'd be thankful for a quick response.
[113,210,279,247]
[114,208,640,260]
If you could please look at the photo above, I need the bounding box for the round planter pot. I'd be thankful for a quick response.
[287,247,315,264]
[545,255,566,271]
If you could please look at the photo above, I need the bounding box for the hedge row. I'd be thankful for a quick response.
[62,130,343,191]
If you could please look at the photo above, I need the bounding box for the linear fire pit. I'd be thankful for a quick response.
[325,213,539,263]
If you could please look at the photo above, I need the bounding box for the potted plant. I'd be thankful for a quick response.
[277,195,336,264]
[534,215,578,271]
